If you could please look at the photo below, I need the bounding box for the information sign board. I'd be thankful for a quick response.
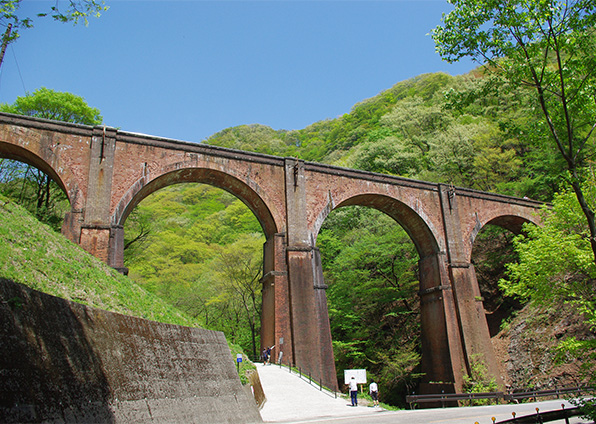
[344,369,367,385]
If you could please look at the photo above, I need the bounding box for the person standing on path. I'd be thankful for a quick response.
[369,381,379,406]
[349,376,358,406]
[266,345,275,365]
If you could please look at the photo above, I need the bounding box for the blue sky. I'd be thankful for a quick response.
[0,0,476,143]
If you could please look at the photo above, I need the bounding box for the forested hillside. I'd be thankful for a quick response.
[125,184,265,358]
[205,72,560,201]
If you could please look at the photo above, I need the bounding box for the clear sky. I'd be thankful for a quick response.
[0,0,476,143]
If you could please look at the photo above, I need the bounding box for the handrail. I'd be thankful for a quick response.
[406,391,504,408]
[266,359,340,399]
[406,386,594,409]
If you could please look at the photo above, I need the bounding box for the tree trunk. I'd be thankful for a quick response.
[569,175,596,265]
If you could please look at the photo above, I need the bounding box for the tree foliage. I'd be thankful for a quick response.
[433,0,596,263]
[1,0,107,46]
[212,234,263,359]
[500,173,596,419]
[125,183,265,357]
[1,87,102,124]
[500,180,596,308]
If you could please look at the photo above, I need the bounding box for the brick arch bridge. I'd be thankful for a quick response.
[0,113,542,394]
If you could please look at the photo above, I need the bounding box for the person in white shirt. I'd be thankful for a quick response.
[349,376,358,406]
[369,381,379,406]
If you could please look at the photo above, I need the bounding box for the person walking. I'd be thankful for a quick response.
[369,381,379,406]
[349,376,358,406]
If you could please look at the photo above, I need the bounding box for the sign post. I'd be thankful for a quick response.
[236,353,243,372]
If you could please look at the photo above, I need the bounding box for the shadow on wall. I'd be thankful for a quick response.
[0,278,114,422]
[0,278,263,424]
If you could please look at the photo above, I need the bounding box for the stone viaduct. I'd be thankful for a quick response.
[0,112,543,394]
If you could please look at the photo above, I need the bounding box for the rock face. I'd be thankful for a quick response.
[0,278,262,423]
[493,301,595,390]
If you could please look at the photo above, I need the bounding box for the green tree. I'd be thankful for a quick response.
[499,176,596,419]
[427,120,487,187]
[1,0,107,61]
[1,87,102,124]
[500,184,596,311]
[213,233,264,359]
[351,136,421,177]
[432,0,596,263]
[380,96,447,156]
[0,88,102,228]
[462,354,498,405]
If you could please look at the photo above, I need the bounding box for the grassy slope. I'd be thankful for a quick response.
[0,193,256,380]
[0,193,201,327]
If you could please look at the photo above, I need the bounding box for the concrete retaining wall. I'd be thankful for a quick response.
[0,278,262,423]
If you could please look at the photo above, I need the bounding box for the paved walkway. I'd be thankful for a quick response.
[256,364,592,424]
[258,363,382,422]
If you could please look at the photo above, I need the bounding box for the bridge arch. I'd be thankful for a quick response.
[314,193,441,259]
[467,211,541,335]
[112,167,278,237]
[108,166,280,272]
[470,212,540,247]
[0,140,83,209]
